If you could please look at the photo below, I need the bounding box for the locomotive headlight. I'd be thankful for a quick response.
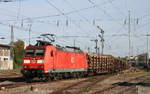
[37,60,44,63]
[24,60,30,63]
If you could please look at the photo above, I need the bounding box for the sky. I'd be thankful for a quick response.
[0,0,150,57]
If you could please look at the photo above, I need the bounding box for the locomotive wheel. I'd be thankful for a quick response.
[75,72,80,78]
[80,72,85,78]
[24,77,34,83]
[53,73,62,80]
[56,73,63,80]
[72,72,77,78]
[63,72,70,79]
[42,77,49,82]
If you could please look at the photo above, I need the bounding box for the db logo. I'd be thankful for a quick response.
[71,57,75,63]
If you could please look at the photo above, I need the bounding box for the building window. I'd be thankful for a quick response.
[4,58,8,61]
[0,49,3,56]
[4,50,9,56]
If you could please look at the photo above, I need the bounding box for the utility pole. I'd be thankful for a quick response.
[128,10,131,62]
[73,39,76,52]
[146,34,150,67]
[73,39,76,47]
[28,24,32,45]
[87,47,90,53]
[91,39,98,54]
[97,26,104,54]
[98,47,100,54]
[125,10,138,62]
[10,25,14,61]
[136,48,139,66]
[11,25,14,44]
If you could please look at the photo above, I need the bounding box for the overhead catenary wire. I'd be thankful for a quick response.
[138,12,150,20]
[0,0,39,37]
[87,0,128,34]
[16,0,22,24]
[87,0,128,50]
[0,2,52,39]
[29,0,117,20]
[63,0,124,53]
[87,0,145,56]
[1,0,117,22]
[0,0,149,56]
[107,0,125,17]
[0,0,115,33]
[0,7,25,23]
[45,0,89,35]
[0,21,42,41]
[63,0,100,35]
[0,0,123,29]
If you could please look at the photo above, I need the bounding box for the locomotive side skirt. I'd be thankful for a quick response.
[48,68,87,72]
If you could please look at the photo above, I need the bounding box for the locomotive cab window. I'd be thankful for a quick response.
[25,49,34,56]
[35,49,45,56]
[25,49,45,57]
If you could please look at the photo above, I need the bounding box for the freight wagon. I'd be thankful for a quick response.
[87,54,128,74]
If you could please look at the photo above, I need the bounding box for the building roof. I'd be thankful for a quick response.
[0,44,11,48]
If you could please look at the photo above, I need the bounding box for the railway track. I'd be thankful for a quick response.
[0,71,150,94]
[49,73,150,94]
[0,71,113,91]
[50,74,112,94]
[93,74,150,94]
[0,78,47,90]
[0,72,21,77]
[0,71,52,90]
[0,73,88,90]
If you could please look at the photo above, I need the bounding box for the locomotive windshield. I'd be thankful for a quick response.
[25,49,45,57]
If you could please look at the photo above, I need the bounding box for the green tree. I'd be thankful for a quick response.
[13,40,25,68]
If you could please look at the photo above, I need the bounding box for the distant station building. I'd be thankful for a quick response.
[0,44,13,70]
[138,52,150,59]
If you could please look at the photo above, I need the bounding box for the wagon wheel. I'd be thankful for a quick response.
[58,73,63,80]
[76,73,80,78]
[79,72,85,78]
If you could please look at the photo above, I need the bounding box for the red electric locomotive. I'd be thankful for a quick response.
[21,40,88,79]
[21,34,129,80]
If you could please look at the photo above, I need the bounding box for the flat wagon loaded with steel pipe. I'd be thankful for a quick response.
[21,39,129,81]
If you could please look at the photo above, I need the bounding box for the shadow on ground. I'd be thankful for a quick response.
[113,81,150,87]
[0,77,25,83]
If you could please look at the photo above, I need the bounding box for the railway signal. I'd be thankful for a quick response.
[97,26,105,54]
